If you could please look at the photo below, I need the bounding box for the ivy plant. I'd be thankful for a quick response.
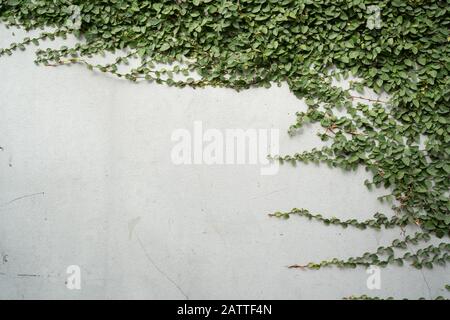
[0,0,448,298]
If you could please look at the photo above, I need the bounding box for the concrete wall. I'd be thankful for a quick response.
[0,26,448,299]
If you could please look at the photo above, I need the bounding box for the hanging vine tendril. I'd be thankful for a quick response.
[0,0,448,298]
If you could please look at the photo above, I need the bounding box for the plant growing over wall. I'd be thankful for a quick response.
[0,0,448,298]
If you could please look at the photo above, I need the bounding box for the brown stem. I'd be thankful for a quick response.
[350,95,388,104]
[288,264,307,269]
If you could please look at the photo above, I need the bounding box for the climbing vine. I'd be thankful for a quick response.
[0,0,449,298]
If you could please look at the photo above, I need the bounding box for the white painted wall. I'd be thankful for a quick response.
[0,26,448,299]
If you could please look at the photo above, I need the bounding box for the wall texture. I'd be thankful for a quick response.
[0,26,448,299]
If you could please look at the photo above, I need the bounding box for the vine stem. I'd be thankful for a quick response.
[350,95,389,104]
[288,264,307,269]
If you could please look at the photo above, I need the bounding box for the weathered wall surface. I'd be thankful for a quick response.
[0,26,447,299]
